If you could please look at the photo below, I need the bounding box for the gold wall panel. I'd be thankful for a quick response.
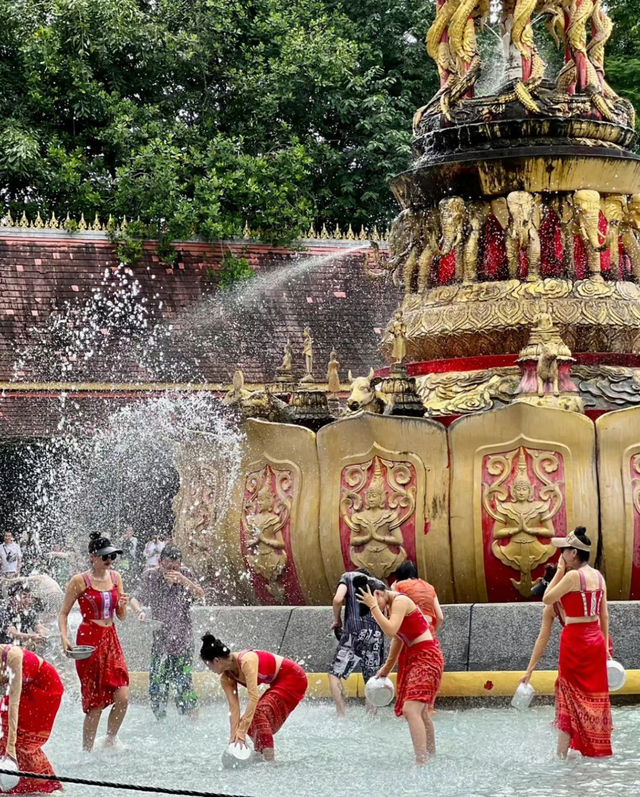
[316,413,452,602]
[449,404,598,603]
[596,408,640,600]
[240,419,331,604]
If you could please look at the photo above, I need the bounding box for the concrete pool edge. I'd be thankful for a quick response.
[126,669,640,699]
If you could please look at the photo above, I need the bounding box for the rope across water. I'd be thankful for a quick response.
[0,766,247,796]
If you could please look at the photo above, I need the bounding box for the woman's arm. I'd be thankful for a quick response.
[542,568,577,606]
[114,572,129,621]
[221,673,241,742]
[521,604,555,684]
[58,575,83,652]
[235,653,261,743]
[5,647,23,760]
[378,637,402,677]
[432,597,444,633]
[369,594,408,638]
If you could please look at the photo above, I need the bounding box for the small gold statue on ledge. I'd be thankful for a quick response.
[391,310,408,364]
[327,348,341,394]
[300,327,315,383]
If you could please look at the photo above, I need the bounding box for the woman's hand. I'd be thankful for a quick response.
[356,585,377,610]
[117,593,130,610]
[232,729,247,746]
[5,745,16,761]
[519,672,532,686]
[375,667,389,679]
[61,636,72,654]
[556,556,566,576]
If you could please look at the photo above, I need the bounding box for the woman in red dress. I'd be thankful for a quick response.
[357,581,444,765]
[58,531,130,751]
[539,526,612,758]
[200,634,307,762]
[0,644,63,794]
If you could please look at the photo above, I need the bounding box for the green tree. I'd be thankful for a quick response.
[606,0,640,126]
[0,0,437,240]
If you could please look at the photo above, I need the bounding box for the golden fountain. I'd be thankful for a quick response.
[174,0,640,606]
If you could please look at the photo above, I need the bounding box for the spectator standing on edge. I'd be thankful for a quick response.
[130,546,204,720]
[143,535,165,569]
[328,568,386,716]
[0,531,22,579]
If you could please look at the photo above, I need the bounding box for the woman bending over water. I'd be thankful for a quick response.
[200,634,307,762]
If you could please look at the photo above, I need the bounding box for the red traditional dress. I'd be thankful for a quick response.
[76,571,129,713]
[229,650,307,753]
[555,569,612,757]
[0,647,63,794]
[394,607,444,717]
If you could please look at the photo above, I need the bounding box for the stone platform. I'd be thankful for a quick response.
[117,601,640,675]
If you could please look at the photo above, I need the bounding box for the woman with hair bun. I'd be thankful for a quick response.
[58,531,130,751]
[200,634,307,762]
[536,526,612,758]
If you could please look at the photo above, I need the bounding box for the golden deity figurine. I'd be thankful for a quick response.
[391,310,408,364]
[438,196,466,281]
[327,348,341,394]
[342,458,408,580]
[244,479,288,602]
[275,339,294,381]
[300,326,315,383]
[485,447,561,597]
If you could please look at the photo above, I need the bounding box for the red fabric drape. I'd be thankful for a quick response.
[394,639,444,717]
[248,660,307,753]
[75,622,129,713]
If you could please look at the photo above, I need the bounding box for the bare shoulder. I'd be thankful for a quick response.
[68,573,86,591]
[6,646,23,666]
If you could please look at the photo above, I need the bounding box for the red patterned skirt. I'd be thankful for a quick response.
[555,621,612,757]
[76,621,129,713]
[248,660,307,753]
[395,638,444,717]
[0,661,63,794]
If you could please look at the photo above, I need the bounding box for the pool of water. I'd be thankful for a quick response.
[45,697,640,797]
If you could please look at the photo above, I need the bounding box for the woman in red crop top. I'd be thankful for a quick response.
[58,531,130,752]
[0,644,64,793]
[357,581,444,765]
[523,526,612,758]
[200,633,307,762]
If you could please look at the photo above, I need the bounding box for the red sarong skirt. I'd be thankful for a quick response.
[395,638,444,717]
[0,661,63,794]
[76,621,129,713]
[248,660,307,753]
[555,621,612,757]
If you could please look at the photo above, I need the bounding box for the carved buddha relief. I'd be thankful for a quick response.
[339,456,414,580]
[483,446,564,597]
[241,464,293,603]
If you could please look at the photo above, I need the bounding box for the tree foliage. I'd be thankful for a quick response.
[606,0,640,127]
[0,0,438,241]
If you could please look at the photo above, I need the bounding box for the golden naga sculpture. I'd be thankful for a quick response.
[426,0,458,89]
[340,457,412,580]
[500,0,547,112]
[484,447,563,597]
[506,192,542,281]
[242,469,290,603]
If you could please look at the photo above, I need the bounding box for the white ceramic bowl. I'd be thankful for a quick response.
[364,676,395,707]
[511,682,535,710]
[607,659,626,692]
[221,742,252,769]
[0,756,20,792]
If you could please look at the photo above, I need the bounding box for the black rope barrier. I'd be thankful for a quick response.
[0,767,248,797]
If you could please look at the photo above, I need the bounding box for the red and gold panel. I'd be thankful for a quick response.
[450,404,597,603]
[595,409,640,600]
[481,445,567,602]
[317,414,452,601]
[240,461,305,605]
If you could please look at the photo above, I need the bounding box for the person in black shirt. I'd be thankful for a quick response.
[0,581,50,650]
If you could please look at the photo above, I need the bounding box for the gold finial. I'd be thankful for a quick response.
[65,212,71,228]
[5,210,14,227]
[320,223,329,239]
[346,224,355,240]
[34,211,44,228]
[242,221,251,239]
[47,212,59,229]
[307,222,316,239]
[372,225,380,242]
[78,213,87,231]
[334,224,343,240]
[19,211,29,228]
[358,225,367,240]
[106,215,115,231]
[121,215,128,231]
[92,213,102,230]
